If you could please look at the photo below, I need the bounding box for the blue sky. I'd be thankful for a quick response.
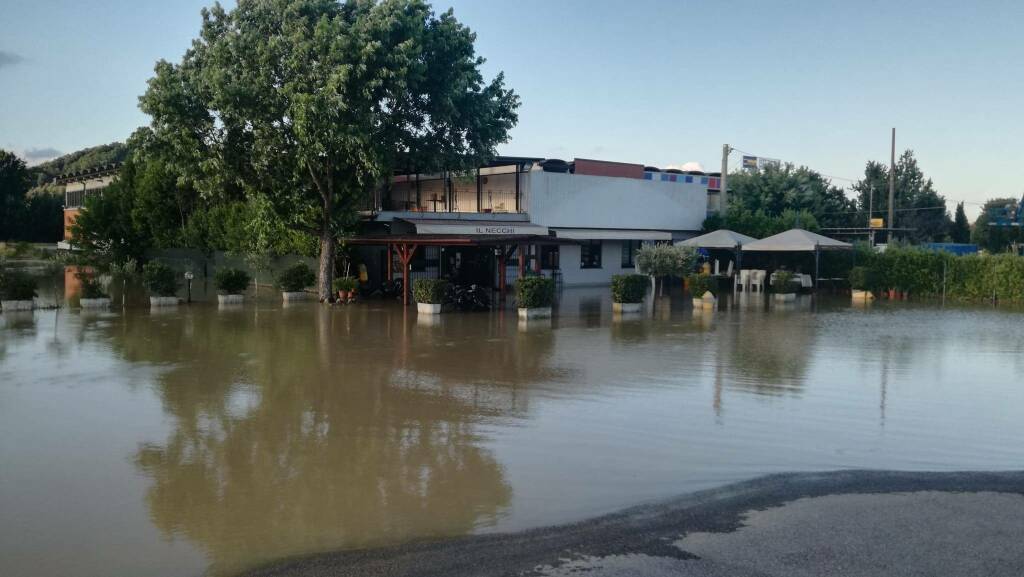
[3,0,1023,217]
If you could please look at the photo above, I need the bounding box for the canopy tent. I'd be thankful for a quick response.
[741,229,852,287]
[677,229,759,276]
[676,229,758,249]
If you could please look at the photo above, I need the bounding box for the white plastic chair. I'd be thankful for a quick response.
[750,270,766,293]
[734,269,751,292]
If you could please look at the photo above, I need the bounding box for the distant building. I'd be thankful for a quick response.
[54,163,121,246]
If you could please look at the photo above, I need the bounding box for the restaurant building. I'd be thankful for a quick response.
[55,163,121,247]
[353,156,718,299]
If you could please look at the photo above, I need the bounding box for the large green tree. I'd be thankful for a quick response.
[951,202,970,244]
[139,0,519,299]
[722,163,855,229]
[972,198,1023,253]
[850,150,951,243]
[1,149,31,240]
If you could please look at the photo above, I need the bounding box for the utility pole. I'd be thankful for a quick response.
[720,144,731,213]
[868,184,875,247]
[888,127,896,243]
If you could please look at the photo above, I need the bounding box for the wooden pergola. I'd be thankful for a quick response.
[347,234,573,306]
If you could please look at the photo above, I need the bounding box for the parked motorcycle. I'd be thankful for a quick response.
[447,283,491,311]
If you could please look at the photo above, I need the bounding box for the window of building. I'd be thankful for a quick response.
[621,240,642,268]
[580,240,602,269]
[541,245,560,270]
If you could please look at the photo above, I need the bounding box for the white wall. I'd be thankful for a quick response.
[558,240,638,287]
[526,171,707,232]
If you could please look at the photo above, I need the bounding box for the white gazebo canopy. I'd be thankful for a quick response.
[676,229,758,249]
[742,228,852,252]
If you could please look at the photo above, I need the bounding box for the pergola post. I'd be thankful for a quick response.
[533,244,540,274]
[814,244,820,289]
[518,243,525,279]
[386,243,393,282]
[396,243,418,306]
[498,247,506,304]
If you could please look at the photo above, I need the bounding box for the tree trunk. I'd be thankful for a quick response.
[317,230,335,302]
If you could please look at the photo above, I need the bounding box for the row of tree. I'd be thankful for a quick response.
[0,150,64,243]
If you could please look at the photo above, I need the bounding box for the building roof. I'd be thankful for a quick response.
[54,162,122,184]
[676,229,758,249]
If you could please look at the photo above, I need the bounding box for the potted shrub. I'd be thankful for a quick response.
[686,273,717,308]
[214,268,251,305]
[142,262,179,306]
[276,263,316,302]
[771,270,797,302]
[611,273,647,313]
[0,269,38,311]
[413,278,448,314]
[515,276,554,319]
[849,266,875,302]
[78,272,111,309]
[333,276,358,303]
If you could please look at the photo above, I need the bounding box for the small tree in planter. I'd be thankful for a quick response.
[214,268,251,305]
[611,273,647,313]
[142,262,179,306]
[516,276,555,319]
[276,263,316,302]
[413,278,449,314]
[771,270,797,301]
[77,271,111,309]
[0,269,38,311]
[849,266,876,302]
[636,244,698,297]
[333,276,358,303]
[686,274,717,308]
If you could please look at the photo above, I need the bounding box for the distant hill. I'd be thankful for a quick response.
[29,142,130,195]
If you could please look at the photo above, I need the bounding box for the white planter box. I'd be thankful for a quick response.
[150,296,179,307]
[281,291,311,302]
[773,293,796,302]
[80,298,111,309]
[417,302,442,314]
[1,299,34,311]
[851,290,874,301]
[613,302,642,313]
[518,307,552,320]
[218,294,244,305]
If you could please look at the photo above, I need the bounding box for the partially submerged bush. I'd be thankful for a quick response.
[332,276,358,293]
[516,276,555,308]
[142,262,179,297]
[771,270,796,294]
[686,274,716,298]
[0,269,38,301]
[276,262,315,292]
[611,274,648,303]
[76,272,108,299]
[848,266,877,292]
[214,268,251,295]
[412,278,448,304]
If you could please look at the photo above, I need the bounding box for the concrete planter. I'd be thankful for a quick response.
[149,296,179,307]
[80,298,111,309]
[281,291,311,302]
[773,293,796,302]
[218,294,244,305]
[518,307,552,320]
[1,299,34,311]
[417,302,442,314]
[613,302,642,313]
[851,290,874,301]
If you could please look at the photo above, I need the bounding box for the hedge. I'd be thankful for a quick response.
[276,263,315,292]
[0,269,38,301]
[214,268,251,295]
[611,274,647,303]
[686,274,716,298]
[857,247,1024,302]
[515,276,554,308]
[412,278,449,304]
[142,262,178,297]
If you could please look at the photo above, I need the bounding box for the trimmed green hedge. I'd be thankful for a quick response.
[686,274,716,298]
[611,274,647,303]
[0,269,38,301]
[516,276,554,308]
[142,262,178,297]
[214,268,251,295]
[276,263,315,292]
[412,278,449,304]
[857,247,1024,301]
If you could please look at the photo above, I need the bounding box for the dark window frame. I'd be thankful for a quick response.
[580,240,602,269]
[621,239,642,268]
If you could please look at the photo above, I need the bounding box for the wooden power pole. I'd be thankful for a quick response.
[888,128,896,242]
[720,144,731,212]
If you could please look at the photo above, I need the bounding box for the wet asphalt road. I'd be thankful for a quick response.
[241,470,1024,577]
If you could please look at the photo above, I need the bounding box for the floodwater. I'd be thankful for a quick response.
[2,286,1024,577]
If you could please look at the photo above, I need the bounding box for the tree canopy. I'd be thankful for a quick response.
[971,198,1023,253]
[138,0,519,298]
[850,150,951,243]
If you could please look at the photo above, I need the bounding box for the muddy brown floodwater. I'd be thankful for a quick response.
[2,287,1023,577]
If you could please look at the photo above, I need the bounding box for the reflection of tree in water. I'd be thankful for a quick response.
[721,308,816,396]
[107,307,513,577]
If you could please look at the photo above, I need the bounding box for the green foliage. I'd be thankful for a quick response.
[951,202,971,244]
[276,263,316,292]
[850,151,951,242]
[611,274,648,303]
[214,268,251,295]
[687,274,717,297]
[972,198,1024,253]
[721,163,854,229]
[77,272,109,299]
[412,278,449,304]
[27,142,128,190]
[332,276,358,293]
[141,261,178,297]
[0,149,61,243]
[70,162,152,265]
[0,269,38,300]
[139,0,520,299]
[636,244,698,278]
[771,271,797,294]
[848,266,876,291]
[515,277,555,309]
[855,246,1024,301]
[703,206,820,238]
